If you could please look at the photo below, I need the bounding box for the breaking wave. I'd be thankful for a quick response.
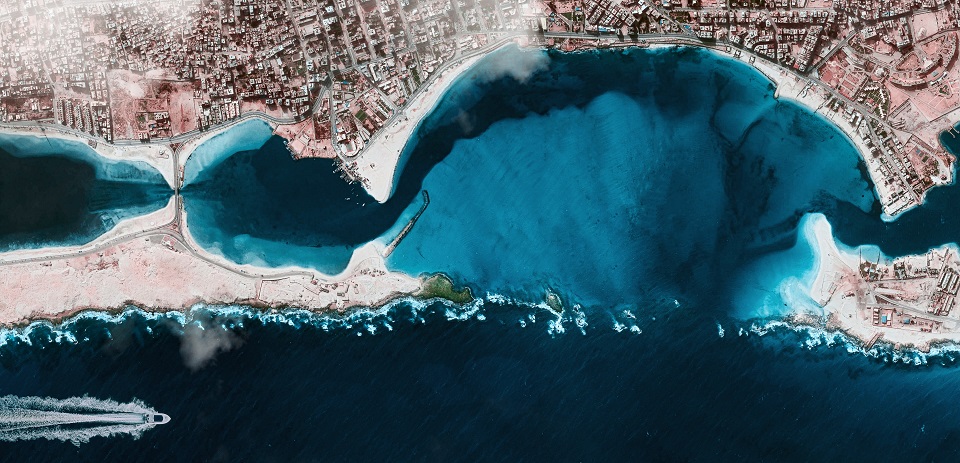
[737,318,960,366]
[6,291,960,372]
[0,292,652,354]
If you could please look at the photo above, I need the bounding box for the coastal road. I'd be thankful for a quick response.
[0,31,762,164]
[0,194,313,282]
[348,31,528,160]
[0,222,312,281]
[0,33,724,275]
[0,30,918,281]
[0,27,905,170]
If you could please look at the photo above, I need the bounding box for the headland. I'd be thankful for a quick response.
[2,19,960,348]
[0,191,420,325]
[796,214,960,352]
[0,121,426,325]
[0,36,511,325]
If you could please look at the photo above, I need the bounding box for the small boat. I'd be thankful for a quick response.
[144,413,171,425]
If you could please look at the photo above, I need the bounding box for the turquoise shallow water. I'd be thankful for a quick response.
[0,133,170,251]
[182,133,383,274]
[386,46,873,316]
[181,46,876,319]
[9,46,960,461]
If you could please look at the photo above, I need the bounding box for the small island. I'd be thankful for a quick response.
[3,0,960,350]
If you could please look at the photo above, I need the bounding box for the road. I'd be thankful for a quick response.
[0,29,912,278]
[350,31,526,159]
[0,110,295,148]
[0,206,312,280]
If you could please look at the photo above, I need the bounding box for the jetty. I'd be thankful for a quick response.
[383,190,430,257]
[864,332,884,350]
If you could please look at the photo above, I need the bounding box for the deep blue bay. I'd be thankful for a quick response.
[9,46,960,460]
[181,119,394,273]
[0,133,170,251]
[185,46,877,314]
[387,50,878,316]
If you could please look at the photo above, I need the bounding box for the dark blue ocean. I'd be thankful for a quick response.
[3,305,960,461]
[5,46,960,460]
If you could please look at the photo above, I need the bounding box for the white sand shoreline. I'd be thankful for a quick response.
[3,41,958,335]
[798,213,960,351]
[351,50,493,202]
[176,118,277,187]
[0,200,421,325]
[0,119,423,325]
[743,51,951,220]
[0,197,178,263]
[0,40,506,324]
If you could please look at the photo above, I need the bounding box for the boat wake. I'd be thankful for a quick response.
[0,395,168,446]
[2,293,959,374]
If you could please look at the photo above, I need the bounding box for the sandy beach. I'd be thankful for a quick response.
[0,60,469,321]
[0,189,419,326]
[799,215,898,347]
[176,117,277,187]
[0,197,177,264]
[0,65,449,326]
[803,214,860,307]
[800,214,960,351]
[0,115,422,325]
[352,53,486,202]
[0,231,419,326]
[734,51,937,219]
[175,204,400,282]
[3,41,955,336]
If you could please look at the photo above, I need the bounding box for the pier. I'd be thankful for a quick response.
[864,332,884,350]
[384,190,430,257]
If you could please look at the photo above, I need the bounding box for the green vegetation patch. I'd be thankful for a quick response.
[545,289,564,315]
[417,273,474,304]
[411,68,421,86]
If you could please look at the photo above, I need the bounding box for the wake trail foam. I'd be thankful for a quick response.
[0,395,167,446]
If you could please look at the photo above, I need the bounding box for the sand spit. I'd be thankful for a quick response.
[3,42,956,333]
[801,214,960,351]
[0,118,422,325]
[0,229,419,326]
